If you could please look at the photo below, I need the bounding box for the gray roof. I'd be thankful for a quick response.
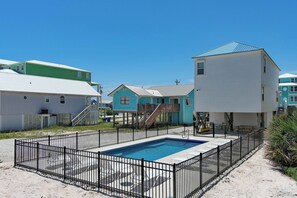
[148,84,194,97]
[0,72,100,96]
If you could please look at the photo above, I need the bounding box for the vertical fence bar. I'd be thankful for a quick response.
[117,128,119,144]
[224,125,227,139]
[76,132,78,150]
[141,158,145,198]
[132,126,135,141]
[48,135,51,146]
[145,125,148,138]
[254,132,256,149]
[212,123,215,138]
[98,151,100,189]
[247,134,250,152]
[157,124,159,136]
[193,122,196,136]
[36,142,39,172]
[173,163,177,198]
[63,146,66,180]
[217,145,220,176]
[167,122,169,134]
[14,139,17,167]
[98,130,101,148]
[239,137,242,159]
[230,140,233,165]
[199,153,202,189]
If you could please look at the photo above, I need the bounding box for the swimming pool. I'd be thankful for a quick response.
[103,138,207,161]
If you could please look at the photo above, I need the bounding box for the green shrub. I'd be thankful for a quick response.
[267,112,297,167]
[106,109,113,115]
[284,167,297,181]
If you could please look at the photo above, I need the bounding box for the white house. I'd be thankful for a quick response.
[0,71,100,132]
[193,42,280,129]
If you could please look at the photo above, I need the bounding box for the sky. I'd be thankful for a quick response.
[0,0,297,100]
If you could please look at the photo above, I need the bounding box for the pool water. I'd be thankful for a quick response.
[103,138,206,161]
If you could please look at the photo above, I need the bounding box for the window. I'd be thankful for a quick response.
[120,96,130,105]
[263,58,266,73]
[16,66,19,71]
[45,96,50,103]
[290,86,297,92]
[291,78,297,83]
[60,96,65,104]
[86,73,90,80]
[197,62,204,75]
[21,65,24,70]
[186,98,192,105]
[291,96,297,102]
[261,86,264,101]
[77,71,82,79]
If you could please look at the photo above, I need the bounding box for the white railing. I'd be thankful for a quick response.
[71,105,95,126]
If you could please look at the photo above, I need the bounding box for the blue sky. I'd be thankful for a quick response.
[0,0,296,99]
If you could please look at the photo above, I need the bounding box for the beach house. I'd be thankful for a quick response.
[279,73,297,108]
[108,84,194,128]
[0,71,100,132]
[193,42,280,129]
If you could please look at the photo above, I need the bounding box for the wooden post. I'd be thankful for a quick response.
[132,113,135,128]
[113,112,115,127]
[123,112,125,126]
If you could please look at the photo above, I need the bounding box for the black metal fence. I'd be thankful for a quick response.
[15,128,264,198]
[175,129,264,197]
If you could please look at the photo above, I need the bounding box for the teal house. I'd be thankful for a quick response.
[108,84,194,128]
[279,73,297,108]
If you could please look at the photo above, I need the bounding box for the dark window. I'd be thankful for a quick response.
[262,86,264,101]
[120,96,130,105]
[264,58,266,73]
[186,98,192,105]
[197,62,204,75]
[60,96,65,104]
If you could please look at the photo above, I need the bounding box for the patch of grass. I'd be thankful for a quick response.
[0,122,114,140]
[283,167,297,181]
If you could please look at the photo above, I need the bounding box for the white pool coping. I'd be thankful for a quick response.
[88,135,237,164]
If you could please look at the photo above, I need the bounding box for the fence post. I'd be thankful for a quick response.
[173,163,177,198]
[76,132,78,150]
[200,153,202,189]
[132,126,135,141]
[98,151,100,189]
[230,140,233,165]
[167,122,169,134]
[36,142,39,172]
[145,125,148,138]
[239,136,242,159]
[247,134,250,152]
[254,132,256,149]
[141,158,145,198]
[14,139,17,167]
[157,124,159,136]
[193,122,195,136]
[217,145,220,176]
[63,146,66,180]
[117,127,119,144]
[48,135,51,146]
[212,123,215,138]
[98,130,101,148]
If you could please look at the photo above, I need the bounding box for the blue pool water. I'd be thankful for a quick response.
[103,138,206,161]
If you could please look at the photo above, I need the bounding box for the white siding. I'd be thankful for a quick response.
[194,51,262,113]
[0,91,87,131]
[261,52,279,112]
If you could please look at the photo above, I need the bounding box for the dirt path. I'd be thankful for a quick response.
[203,146,297,198]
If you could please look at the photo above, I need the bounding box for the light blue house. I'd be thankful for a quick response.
[108,84,194,128]
[279,73,297,108]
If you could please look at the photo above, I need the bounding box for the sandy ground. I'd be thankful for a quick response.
[203,145,297,198]
[0,137,296,197]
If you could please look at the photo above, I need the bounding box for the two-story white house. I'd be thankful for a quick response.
[193,42,280,129]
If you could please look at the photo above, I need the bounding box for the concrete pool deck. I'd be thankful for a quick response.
[88,134,237,164]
